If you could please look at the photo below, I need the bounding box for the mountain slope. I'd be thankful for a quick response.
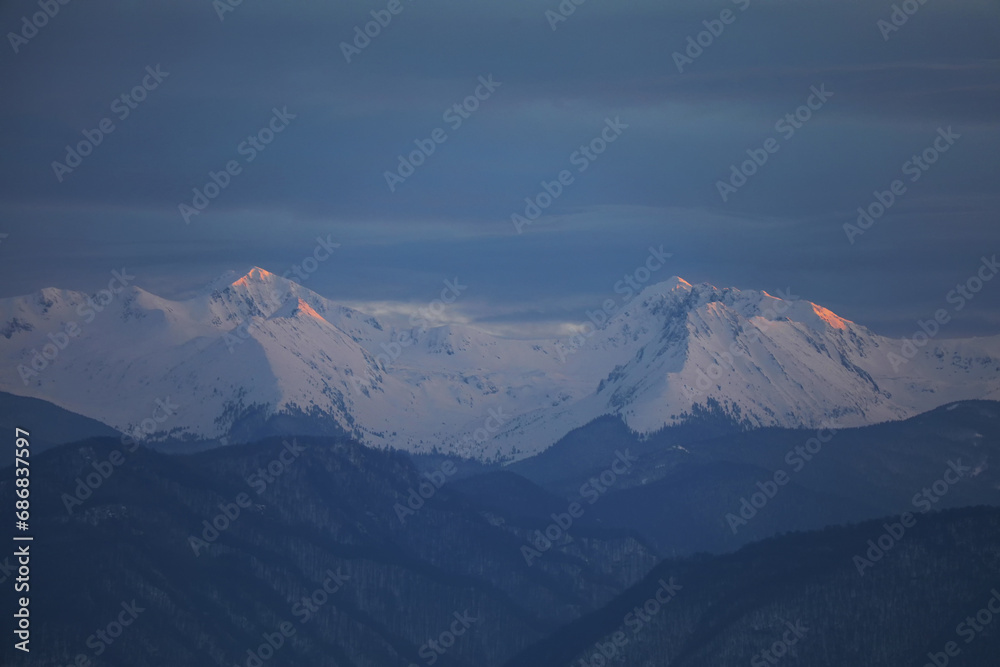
[475,400,1000,557]
[0,389,118,453]
[1,269,997,459]
[505,506,1000,667]
[0,435,657,667]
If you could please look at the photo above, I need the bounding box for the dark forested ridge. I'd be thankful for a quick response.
[0,435,656,667]
[0,390,119,453]
[503,400,1000,556]
[506,506,1000,667]
[2,401,998,666]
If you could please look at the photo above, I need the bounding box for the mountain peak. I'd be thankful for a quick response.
[634,276,694,301]
[194,267,284,298]
[666,276,692,289]
[3,269,997,460]
[232,266,279,287]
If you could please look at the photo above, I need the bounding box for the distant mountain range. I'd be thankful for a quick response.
[1,267,998,460]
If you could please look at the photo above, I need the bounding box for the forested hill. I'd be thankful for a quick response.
[506,506,1000,667]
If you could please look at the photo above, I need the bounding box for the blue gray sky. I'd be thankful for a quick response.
[1,0,998,338]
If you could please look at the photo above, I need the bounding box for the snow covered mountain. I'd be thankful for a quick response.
[1,268,998,461]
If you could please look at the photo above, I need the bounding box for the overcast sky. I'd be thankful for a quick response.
[1,0,998,338]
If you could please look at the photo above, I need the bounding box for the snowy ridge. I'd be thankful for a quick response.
[1,268,998,461]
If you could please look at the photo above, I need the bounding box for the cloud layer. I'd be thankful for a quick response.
[1,0,998,336]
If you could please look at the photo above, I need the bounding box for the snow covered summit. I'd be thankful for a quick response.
[1,268,997,460]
